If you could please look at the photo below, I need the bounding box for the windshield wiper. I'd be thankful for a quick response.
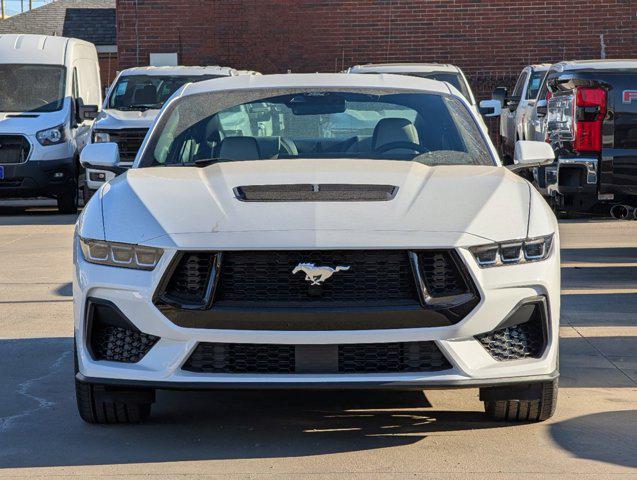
[116,104,161,111]
[193,158,226,168]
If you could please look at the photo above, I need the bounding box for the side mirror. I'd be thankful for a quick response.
[79,104,99,121]
[509,140,555,171]
[507,95,520,112]
[479,99,502,117]
[80,142,125,174]
[491,86,508,106]
[536,99,548,117]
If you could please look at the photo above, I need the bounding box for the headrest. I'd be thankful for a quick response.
[133,84,157,105]
[218,136,261,160]
[372,118,419,150]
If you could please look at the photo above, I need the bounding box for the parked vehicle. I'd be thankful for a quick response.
[495,64,550,163]
[345,63,478,106]
[75,73,559,424]
[85,66,244,201]
[0,34,101,213]
[540,60,637,214]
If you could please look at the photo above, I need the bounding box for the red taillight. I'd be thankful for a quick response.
[574,87,606,153]
[546,91,553,102]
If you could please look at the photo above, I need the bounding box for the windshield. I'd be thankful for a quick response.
[0,64,66,112]
[139,89,493,168]
[108,74,225,111]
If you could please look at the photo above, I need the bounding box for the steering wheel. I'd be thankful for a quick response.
[374,141,429,154]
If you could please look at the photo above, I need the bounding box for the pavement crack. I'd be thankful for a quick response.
[0,350,71,432]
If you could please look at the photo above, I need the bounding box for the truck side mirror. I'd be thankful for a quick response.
[479,99,502,117]
[536,99,548,117]
[491,86,508,106]
[80,143,125,174]
[507,95,521,112]
[79,104,99,121]
[509,140,555,171]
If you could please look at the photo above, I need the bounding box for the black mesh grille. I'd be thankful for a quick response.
[0,135,30,164]
[183,342,451,374]
[216,250,419,305]
[476,304,545,361]
[102,128,148,162]
[235,184,398,202]
[91,325,159,363]
[161,253,216,305]
[418,251,469,297]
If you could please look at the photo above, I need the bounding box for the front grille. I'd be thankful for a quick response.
[103,128,148,162]
[215,250,418,305]
[183,342,451,374]
[0,135,30,164]
[476,302,546,361]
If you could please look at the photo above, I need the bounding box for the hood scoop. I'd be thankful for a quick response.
[234,184,398,202]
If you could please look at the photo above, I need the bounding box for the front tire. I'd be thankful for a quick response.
[57,186,78,214]
[75,377,153,424]
[483,379,558,422]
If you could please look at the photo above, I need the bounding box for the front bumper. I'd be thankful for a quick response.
[0,157,76,198]
[74,242,561,389]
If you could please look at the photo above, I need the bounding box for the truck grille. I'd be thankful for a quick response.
[183,341,451,374]
[0,135,30,164]
[103,128,148,162]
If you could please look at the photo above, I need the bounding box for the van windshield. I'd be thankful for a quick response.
[108,74,225,111]
[0,64,66,112]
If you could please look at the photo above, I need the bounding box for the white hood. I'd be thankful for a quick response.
[0,108,68,136]
[98,159,532,249]
[93,108,158,130]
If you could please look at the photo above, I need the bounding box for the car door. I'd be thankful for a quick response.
[502,69,528,154]
[520,69,546,140]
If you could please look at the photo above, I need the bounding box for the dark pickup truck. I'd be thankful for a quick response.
[539,60,637,216]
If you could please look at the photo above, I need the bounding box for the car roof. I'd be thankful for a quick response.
[346,63,462,74]
[118,65,239,77]
[529,63,551,71]
[0,34,86,65]
[553,59,637,71]
[181,73,455,98]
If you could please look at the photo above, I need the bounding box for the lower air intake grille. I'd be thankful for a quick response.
[183,342,451,374]
[476,301,546,361]
[418,251,470,296]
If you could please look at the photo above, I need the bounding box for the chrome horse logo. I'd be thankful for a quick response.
[292,263,350,285]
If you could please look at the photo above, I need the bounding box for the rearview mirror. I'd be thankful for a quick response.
[510,141,555,171]
[80,143,125,174]
[79,104,99,121]
[479,99,502,117]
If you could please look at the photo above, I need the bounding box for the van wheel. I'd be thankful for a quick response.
[483,379,558,422]
[75,378,153,424]
[57,188,78,214]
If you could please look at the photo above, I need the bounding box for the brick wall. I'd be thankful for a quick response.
[116,0,636,100]
[98,52,119,88]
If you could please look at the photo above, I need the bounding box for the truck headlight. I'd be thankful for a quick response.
[470,234,553,268]
[93,131,111,143]
[80,238,163,270]
[36,124,66,146]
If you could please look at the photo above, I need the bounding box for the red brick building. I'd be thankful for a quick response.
[116,0,637,97]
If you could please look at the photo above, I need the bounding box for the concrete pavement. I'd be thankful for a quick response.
[0,204,635,478]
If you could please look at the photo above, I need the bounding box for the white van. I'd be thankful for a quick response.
[86,66,246,199]
[0,34,101,213]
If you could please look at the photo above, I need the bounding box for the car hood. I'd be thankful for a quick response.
[0,109,68,136]
[93,108,159,130]
[99,159,531,248]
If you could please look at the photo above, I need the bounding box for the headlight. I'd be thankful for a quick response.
[470,234,553,268]
[36,124,66,146]
[93,131,111,143]
[80,238,163,270]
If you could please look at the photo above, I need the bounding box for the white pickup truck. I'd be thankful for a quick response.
[496,64,550,162]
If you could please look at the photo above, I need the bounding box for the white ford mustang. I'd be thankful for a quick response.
[74,73,560,424]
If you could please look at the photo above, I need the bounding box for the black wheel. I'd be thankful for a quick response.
[81,185,95,206]
[483,379,558,422]
[57,187,78,214]
[75,378,152,424]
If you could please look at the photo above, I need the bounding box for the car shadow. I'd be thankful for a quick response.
[0,204,78,226]
[0,337,517,469]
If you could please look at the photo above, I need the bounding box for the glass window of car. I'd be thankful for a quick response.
[0,64,66,112]
[512,71,528,98]
[362,71,473,104]
[525,70,546,100]
[140,89,494,168]
[107,74,224,111]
